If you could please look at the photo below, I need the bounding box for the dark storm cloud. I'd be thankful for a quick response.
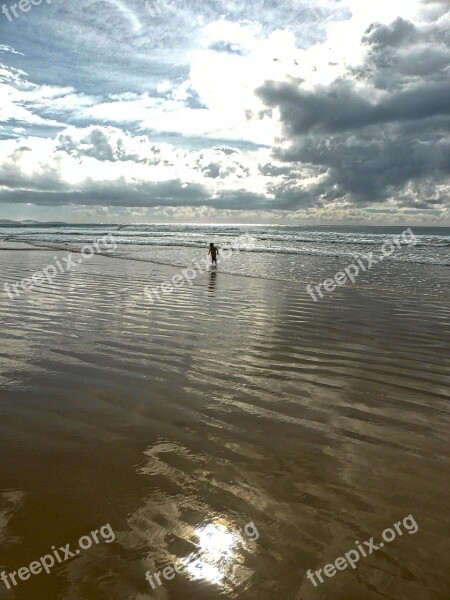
[264,182,318,209]
[358,14,450,87]
[0,184,278,211]
[202,163,221,178]
[258,162,292,176]
[362,17,418,48]
[0,180,210,207]
[212,189,272,209]
[183,87,208,110]
[258,78,450,135]
[256,12,450,207]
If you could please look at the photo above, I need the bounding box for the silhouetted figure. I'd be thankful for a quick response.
[208,242,219,266]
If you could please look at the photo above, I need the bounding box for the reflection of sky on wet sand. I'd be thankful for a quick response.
[1,250,449,600]
[0,490,24,546]
[120,438,259,596]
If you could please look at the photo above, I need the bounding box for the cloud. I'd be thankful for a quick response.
[0,125,278,209]
[256,8,450,208]
[362,16,419,48]
[0,63,78,129]
[0,183,209,207]
[0,45,24,56]
[0,124,337,212]
[1,0,449,222]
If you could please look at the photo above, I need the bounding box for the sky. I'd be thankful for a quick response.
[0,0,449,224]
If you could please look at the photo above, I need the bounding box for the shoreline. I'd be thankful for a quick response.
[1,239,448,304]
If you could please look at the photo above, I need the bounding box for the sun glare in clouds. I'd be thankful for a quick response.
[346,0,423,24]
[186,0,426,136]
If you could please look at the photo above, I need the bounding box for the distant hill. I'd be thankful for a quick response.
[0,220,67,225]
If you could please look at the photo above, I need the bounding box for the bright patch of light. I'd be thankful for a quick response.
[183,522,239,586]
[184,559,225,584]
[157,80,172,94]
[197,523,237,558]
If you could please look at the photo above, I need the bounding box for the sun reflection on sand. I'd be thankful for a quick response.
[181,521,248,588]
[197,523,237,558]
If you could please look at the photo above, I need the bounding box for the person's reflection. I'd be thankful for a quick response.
[208,270,217,293]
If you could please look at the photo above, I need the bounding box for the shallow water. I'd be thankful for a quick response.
[1,224,449,296]
[0,248,449,600]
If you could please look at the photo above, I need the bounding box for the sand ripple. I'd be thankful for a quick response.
[0,250,449,600]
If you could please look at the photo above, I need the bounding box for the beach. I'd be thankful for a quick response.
[0,233,449,600]
[2,0,450,595]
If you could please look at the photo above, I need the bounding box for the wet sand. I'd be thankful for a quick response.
[0,247,449,600]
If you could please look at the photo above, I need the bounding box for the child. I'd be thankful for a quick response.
[208,242,219,265]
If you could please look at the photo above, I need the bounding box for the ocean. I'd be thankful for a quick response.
[1,223,449,295]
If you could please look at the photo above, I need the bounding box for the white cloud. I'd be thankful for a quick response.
[0,45,24,56]
[0,0,448,223]
[0,64,78,127]
[0,125,277,206]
